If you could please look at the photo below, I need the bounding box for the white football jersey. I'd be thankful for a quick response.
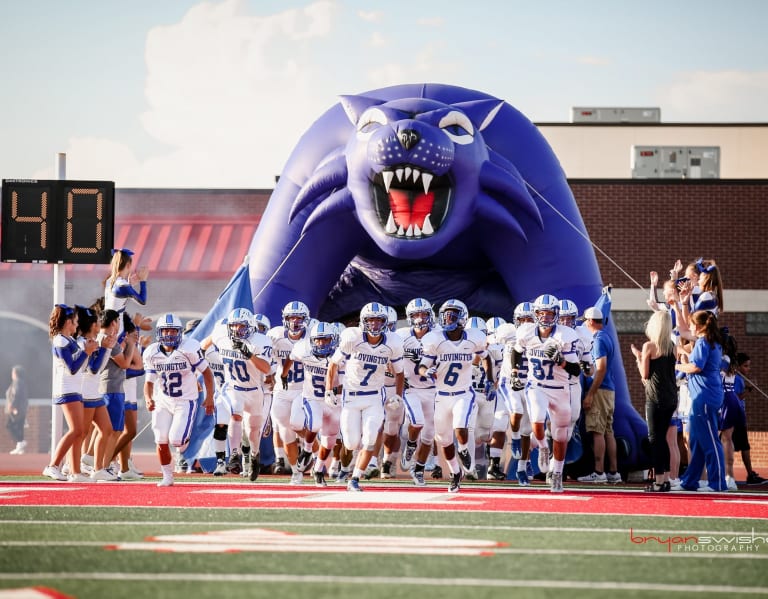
[212,327,272,391]
[332,327,404,393]
[420,327,487,393]
[396,326,435,390]
[143,337,209,401]
[268,326,307,390]
[513,322,580,387]
[290,339,333,401]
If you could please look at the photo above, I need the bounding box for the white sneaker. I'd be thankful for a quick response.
[91,468,118,482]
[697,485,716,492]
[119,469,142,481]
[157,477,174,487]
[606,472,622,484]
[668,478,681,487]
[80,461,94,475]
[10,441,26,455]
[577,472,607,483]
[81,454,94,468]
[67,473,91,483]
[43,465,67,481]
[726,475,738,491]
[537,445,550,474]
[128,457,144,476]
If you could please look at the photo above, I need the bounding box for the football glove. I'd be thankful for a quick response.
[580,361,593,376]
[324,390,339,407]
[386,394,402,408]
[544,344,562,365]
[280,376,288,390]
[510,375,525,392]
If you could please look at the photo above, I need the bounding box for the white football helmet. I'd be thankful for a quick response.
[513,301,534,326]
[251,313,271,335]
[533,294,559,329]
[557,299,578,328]
[466,316,488,335]
[360,302,388,335]
[385,306,398,332]
[227,308,254,341]
[156,313,183,349]
[310,321,337,357]
[282,300,310,333]
[406,297,434,331]
[438,299,468,332]
[485,316,507,336]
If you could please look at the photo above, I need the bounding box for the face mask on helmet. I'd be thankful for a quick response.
[311,323,337,357]
[535,309,558,329]
[228,321,252,340]
[282,301,310,333]
[363,316,387,335]
[440,309,464,331]
[251,313,271,335]
[156,314,182,348]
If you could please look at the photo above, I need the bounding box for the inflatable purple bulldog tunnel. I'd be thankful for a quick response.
[195,83,648,471]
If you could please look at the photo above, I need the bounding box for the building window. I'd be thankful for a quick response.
[611,311,649,334]
[745,313,768,335]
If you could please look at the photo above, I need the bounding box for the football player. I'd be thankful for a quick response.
[144,313,214,487]
[270,301,313,481]
[499,302,535,485]
[286,321,341,486]
[418,299,489,493]
[483,316,510,481]
[397,298,437,486]
[511,295,581,493]
[326,302,404,491]
[379,305,405,479]
[558,298,594,443]
[210,308,272,475]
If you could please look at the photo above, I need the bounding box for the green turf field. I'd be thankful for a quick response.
[1,502,766,598]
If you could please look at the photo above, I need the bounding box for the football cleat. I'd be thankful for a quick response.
[401,441,417,471]
[551,472,564,493]
[347,477,363,492]
[314,468,328,487]
[457,448,472,472]
[272,457,290,475]
[213,459,227,476]
[431,465,443,479]
[290,470,303,485]
[381,461,395,479]
[335,469,350,484]
[537,445,550,474]
[363,463,380,480]
[296,449,314,473]
[249,453,260,482]
[516,469,530,486]
[510,439,522,460]
[448,472,462,493]
[487,462,506,481]
[411,468,426,487]
[227,452,242,475]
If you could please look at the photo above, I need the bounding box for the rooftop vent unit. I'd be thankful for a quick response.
[571,107,661,123]
[631,146,720,179]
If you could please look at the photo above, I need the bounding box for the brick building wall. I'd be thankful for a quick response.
[571,180,768,432]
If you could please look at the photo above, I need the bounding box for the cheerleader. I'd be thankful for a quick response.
[104,248,149,332]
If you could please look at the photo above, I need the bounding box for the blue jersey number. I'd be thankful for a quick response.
[161,372,183,398]
[529,358,555,381]
[360,363,377,386]
[286,361,304,384]
[444,362,462,387]
[223,358,251,384]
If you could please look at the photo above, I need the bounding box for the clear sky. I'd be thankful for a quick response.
[1,0,766,188]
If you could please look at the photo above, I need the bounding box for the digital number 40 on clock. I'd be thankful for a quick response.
[1,179,115,264]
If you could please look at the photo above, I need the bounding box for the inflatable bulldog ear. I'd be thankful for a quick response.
[200,83,645,471]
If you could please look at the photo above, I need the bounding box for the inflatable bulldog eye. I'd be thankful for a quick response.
[357,107,388,138]
[439,111,474,145]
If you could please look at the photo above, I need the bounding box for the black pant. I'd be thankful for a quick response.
[5,415,25,443]
[645,401,675,475]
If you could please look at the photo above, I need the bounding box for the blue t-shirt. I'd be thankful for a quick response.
[591,329,615,391]
[688,337,723,408]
